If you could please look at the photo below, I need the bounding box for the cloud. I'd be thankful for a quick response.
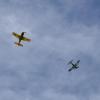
[0,0,100,100]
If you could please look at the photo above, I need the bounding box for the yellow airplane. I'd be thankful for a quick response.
[12,32,31,47]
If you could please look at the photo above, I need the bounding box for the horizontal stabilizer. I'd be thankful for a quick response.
[67,60,73,65]
[14,42,23,47]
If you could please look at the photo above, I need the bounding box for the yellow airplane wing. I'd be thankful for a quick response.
[12,32,21,38]
[22,37,31,42]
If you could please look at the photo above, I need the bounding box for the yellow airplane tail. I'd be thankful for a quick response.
[14,42,23,47]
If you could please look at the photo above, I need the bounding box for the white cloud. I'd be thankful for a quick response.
[0,0,99,100]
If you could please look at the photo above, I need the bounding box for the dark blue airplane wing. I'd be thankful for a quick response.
[76,60,80,65]
[68,67,74,71]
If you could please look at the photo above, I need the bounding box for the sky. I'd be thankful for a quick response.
[0,0,100,100]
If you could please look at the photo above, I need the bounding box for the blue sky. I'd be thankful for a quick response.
[0,0,100,100]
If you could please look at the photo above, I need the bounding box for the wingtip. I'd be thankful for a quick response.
[12,32,15,35]
[12,32,14,34]
[28,39,31,42]
[68,69,71,72]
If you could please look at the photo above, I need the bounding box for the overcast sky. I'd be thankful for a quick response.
[0,0,100,100]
